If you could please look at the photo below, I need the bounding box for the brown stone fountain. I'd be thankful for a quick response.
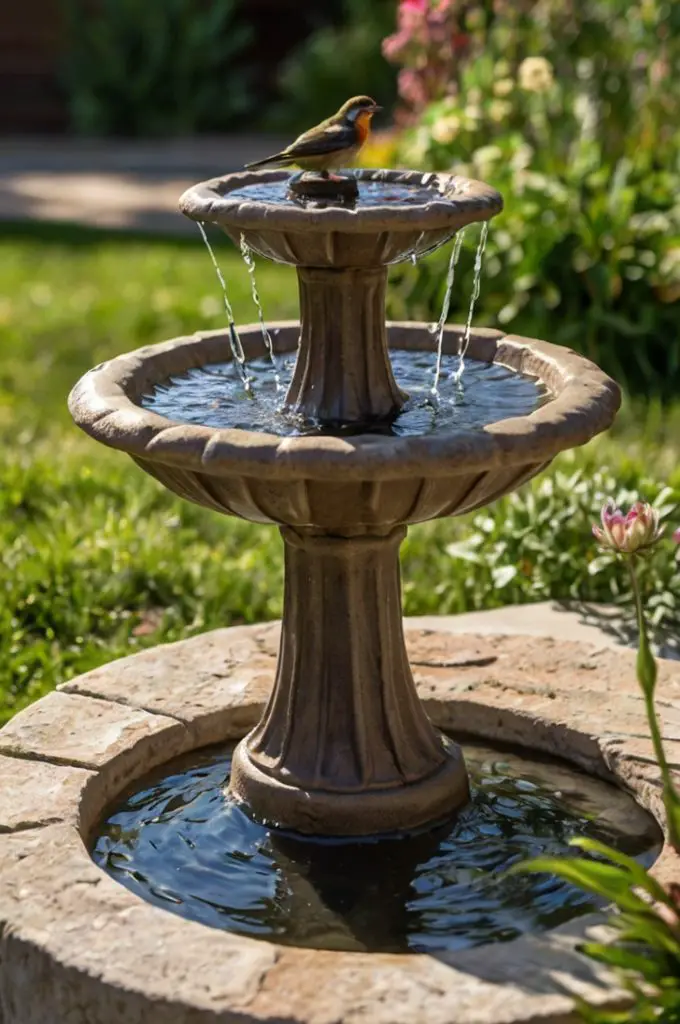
[69,167,621,838]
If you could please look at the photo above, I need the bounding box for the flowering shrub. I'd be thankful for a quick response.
[383,0,680,398]
[382,0,470,116]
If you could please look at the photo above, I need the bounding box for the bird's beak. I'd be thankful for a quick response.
[369,104,383,114]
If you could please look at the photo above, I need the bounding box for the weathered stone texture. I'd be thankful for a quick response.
[0,622,678,1023]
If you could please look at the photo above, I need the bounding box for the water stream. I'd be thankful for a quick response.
[430,230,467,395]
[197,223,252,393]
[239,234,281,391]
[454,221,490,385]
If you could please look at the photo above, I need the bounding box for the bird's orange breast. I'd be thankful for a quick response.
[355,111,373,144]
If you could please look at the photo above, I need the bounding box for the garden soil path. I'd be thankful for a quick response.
[0,135,289,234]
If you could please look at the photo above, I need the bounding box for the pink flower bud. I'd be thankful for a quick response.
[592,499,664,554]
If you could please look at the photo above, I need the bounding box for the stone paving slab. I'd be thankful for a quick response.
[0,755,93,833]
[410,601,679,660]
[58,624,271,739]
[0,691,187,770]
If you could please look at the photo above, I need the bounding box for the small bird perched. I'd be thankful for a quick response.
[245,96,382,177]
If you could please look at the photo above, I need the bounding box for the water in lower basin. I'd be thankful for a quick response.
[92,741,660,955]
[141,350,549,438]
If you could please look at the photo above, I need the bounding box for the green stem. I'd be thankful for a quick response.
[628,557,680,850]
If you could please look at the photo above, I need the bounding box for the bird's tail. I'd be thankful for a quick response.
[244,152,289,170]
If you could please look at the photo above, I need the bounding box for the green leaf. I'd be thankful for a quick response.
[569,838,671,905]
[510,856,649,913]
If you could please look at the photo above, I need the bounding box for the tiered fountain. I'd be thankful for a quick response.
[2,157,675,1024]
[3,163,672,1023]
[70,167,620,837]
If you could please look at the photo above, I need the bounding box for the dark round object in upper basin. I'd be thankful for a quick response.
[288,172,359,201]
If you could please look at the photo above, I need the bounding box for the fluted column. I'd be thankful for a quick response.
[284,266,406,425]
[229,526,469,835]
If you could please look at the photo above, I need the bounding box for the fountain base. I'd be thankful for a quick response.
[228,526,470,835]
[230,736,468,835]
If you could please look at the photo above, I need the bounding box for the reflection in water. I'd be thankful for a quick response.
[92,743,660,954]
[141,350,550,439]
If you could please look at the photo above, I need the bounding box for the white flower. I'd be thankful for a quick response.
[431,115,461,145]
[518,57,554,93]
[489,99,512,123]
[493,78,514,98]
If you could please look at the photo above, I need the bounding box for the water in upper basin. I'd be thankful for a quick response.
[222,178,448,211]
[141,349,549,438]
[92,741,660,955]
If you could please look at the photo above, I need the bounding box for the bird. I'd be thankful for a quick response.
[244,96,382,178]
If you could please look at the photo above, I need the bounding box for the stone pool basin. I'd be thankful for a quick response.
[0,622,679,1024]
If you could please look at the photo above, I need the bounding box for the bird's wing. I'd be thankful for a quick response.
[285,123,355,157]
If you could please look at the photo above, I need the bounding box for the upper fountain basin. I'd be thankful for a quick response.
[179,169,503,268]
[69,324,620,534]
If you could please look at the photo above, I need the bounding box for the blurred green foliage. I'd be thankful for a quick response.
[384,0,680,398]
[266,0,399,132]
[61,0,253,135]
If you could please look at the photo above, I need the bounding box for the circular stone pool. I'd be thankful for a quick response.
[92,740,660,955]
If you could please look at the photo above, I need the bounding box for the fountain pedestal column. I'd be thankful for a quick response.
[230,525,469,835]
[284,266,407,425]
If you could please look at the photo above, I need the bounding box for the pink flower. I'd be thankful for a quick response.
[592,499,664,554]
[397,68,429,109]
[382,31,411,61]
[674,528,680,544]
[401,0,427,9]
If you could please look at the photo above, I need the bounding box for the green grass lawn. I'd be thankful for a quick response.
[2,222,679,723]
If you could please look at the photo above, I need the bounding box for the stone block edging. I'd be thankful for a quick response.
[1,621,679,1024]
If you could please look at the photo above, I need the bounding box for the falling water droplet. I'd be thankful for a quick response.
[454,222,489,386]
[239,233,281,391]
[410,230,426,266]
[196,223,252,393]
[430,230,467,395]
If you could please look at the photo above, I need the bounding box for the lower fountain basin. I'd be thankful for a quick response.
[69,323,620,534]
[0,622,678,1023]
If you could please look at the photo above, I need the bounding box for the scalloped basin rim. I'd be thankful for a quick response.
[179,168,503,234]
[68,322,621,483]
